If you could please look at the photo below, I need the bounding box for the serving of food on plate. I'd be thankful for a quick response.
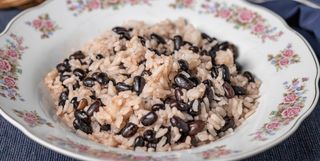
[0,0,318,161]
[45,18,260,151]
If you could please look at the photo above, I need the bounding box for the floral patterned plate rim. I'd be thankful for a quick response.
[0,0,319,161]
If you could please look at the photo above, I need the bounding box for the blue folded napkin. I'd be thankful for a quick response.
[250,0,320,59]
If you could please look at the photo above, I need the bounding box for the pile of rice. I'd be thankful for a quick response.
[45,18,261,152]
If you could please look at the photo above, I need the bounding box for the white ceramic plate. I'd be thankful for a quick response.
[0,0,319,160]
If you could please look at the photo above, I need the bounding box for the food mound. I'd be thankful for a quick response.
[45,18,260,152]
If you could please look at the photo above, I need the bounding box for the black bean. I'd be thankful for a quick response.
[100,124,111,132]
[56,63,68,73]
[176,134,188,144]
[204,85,214,103]
[189,76,200,85]
[78,98,88,110]
[73,81,80,90]
[59,74,71,82]
[133,76,145,95]
[87,100,101,116]
[229,44,239,59]
[59,90,69,102]
[174,74,196,90]
[218,42,238,58]
[134,136,145,149]
[112,27,131,40]
[58,100,65,107]
[178,59,189,71]
[138,36,146,46]
[173,35,183,50]
[112,26,127,33]
[151,104,165,111]
[96,54,104,60]
[218,42,230,51]
[202,79,212,86]
[190,46,199,53]
[223,82,235,98]
[208,45,219,59]
[69,50,85,60]
[189,120,205,136]
[211,66,219,79]
[73,119,92,134]
[63,59,71,67]
[233,86,246,95]
[74,110,90,124]
[148,48,161,56]
[115,82,132,92]
[219,117,236,132]
[243,71,255,82]
[150,33,165,44]
[96,73,109,86]
[188,99,201,117]
[73,68,86,80]
[165,127,171,145]
[174,88,183,102]
[191,136,200,147]
[220,64,231,83]
[70,97,79,109]
[200,49,207,56]
[83,77,95,87]
[143,130,157,143]
[140,111,158,126]
[121,122,138,138]
[177,102,190,112]
[170,116,190,134]
[201,32,213,42]
[235,62,242,72]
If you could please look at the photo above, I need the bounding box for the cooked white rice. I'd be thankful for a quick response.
[45,18,261,152]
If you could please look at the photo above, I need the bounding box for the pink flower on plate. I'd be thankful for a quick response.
[3,76,16,87]
[281,107,301,118]
[183,0,194,6]
[43,20,54,30]
[23,112,38,125]
[238,9,255,24]
[218,9,232,19]
[252,23,265,34]
[78,144,89,152]
[6,49,18,58]
[282,49,294,57]
[87,0,100,9]
[32,19,42,29]
[284,93,298,103]
[279,58,289,66]
[0,59,11,72]
[265,121,280,130]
